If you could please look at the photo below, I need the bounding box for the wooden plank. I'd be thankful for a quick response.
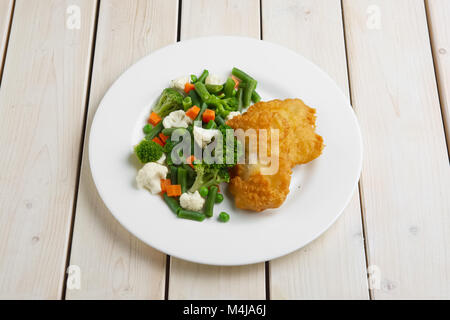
[65,0,178,300]
[169,0,265,300]
[0,0,97,299]
[0,0,14,79]
[426,0,450,152]
[262,0,369,299]
[342,0,450,299]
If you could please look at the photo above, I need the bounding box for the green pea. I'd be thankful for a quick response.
[215,193,224,204]
[199,186,209,198]
[218,212,230,223]
[143,124,152,134]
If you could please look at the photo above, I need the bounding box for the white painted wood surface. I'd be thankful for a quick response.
[66,0,178,300]
[426,0,450,152]
[0,0,449,300]
[0,0,97,299]
[343,0,450,299]
[168,0,266,300]
[0,0,13,79]
[262,0,369,299]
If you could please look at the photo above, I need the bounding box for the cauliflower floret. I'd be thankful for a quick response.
[170,75,190,92]
[136,162,168,194]
[226,111,241,122]
[180,191,205,211]
[163,110,193,129]
[193,126,220,148]
[205,74,224,86]
[156,153,166,164]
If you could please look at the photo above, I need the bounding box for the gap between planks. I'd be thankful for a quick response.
[339,0,372,300]
[0,0,15,86]
[61,0,101,300]
[423,0,450,158]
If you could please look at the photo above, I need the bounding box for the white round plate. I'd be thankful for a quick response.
[89,36,362,266]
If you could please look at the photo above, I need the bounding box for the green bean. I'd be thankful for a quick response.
[251,90,261,103]
[177,167,187,194]
[188,90,202,107]
[145,122,163,140]
[204,185,218,218]
[243,79,257,108]
[183,96,193,111]
[198,70,209,83]
[170,166,178,185]
[178,209,206,222]
[206,84,223,94]
[238,83,261,103]
[183,164,196,188]
[205,120,217,129]
[223,77,235,98]
[163,193,181,214]
[237,88,244,112]
[194,82,211,102]
[232,67,257,83]
[190,74,198,83]
[215,115,226,126]
[195,102,208,122]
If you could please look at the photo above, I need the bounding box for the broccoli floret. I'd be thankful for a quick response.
[163,138,178,165]
[189,164,230,193]
[134,140,163,164]
[188,125,242,192]
[153,88,184,117]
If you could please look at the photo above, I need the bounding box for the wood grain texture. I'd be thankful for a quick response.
[65,0,178,300]
[169,0,265,300]
[0,0,97,299]
[426,0,450,153]
[343,0,450,299]
[262,0,369,300]
[180,0,260,39]
[0,0,13,79]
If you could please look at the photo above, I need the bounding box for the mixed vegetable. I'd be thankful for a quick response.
[134,68,260,222]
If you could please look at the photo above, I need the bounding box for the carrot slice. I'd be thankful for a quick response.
[186,155,196,169]
[185,105,200,120]
[160,179,171,193]
[148,112,161,126]
[184,82,196,94]
[152,137,165,147]
[159,133,169,143]
[202,109,215,123]
[166,184,182,197]
[231,75,240,90]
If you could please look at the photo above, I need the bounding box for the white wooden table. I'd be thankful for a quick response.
[0,0,449,300]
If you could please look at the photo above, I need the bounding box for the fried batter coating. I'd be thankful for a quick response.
[227,99,324,167]
[229,158,292,212]
[227,99,324,212]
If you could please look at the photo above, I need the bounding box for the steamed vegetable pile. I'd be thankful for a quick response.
[134,68,260,222]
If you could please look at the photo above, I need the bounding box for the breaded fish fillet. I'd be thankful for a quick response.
[228,158,292,212]
[227,99,324,212]
[227,99,324,167]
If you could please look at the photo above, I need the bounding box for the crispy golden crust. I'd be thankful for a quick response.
[227,99,324,166]
[229,159,292,212]
[227,99,324,212]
